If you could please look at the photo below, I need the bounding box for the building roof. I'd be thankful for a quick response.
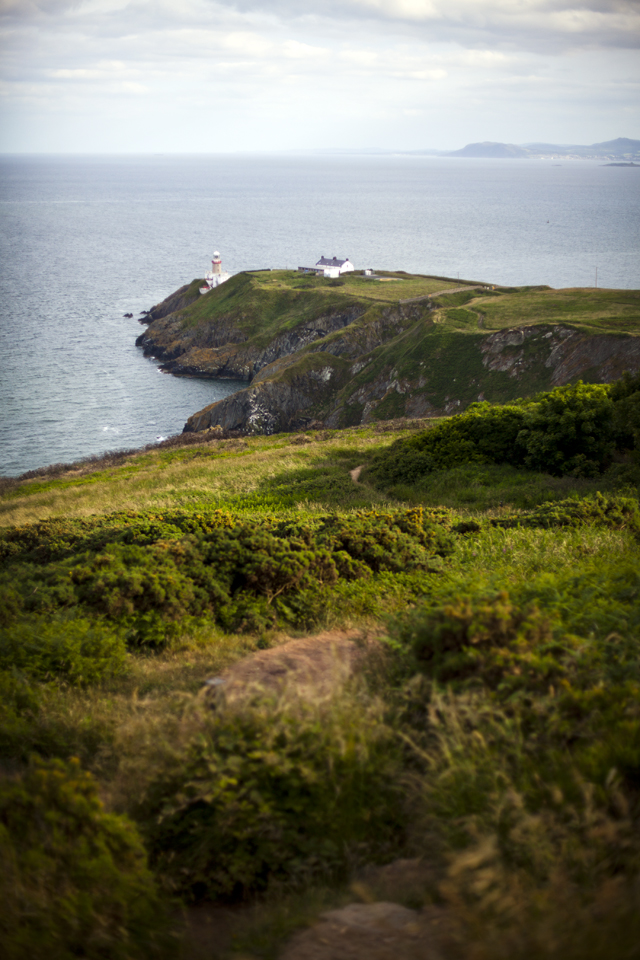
[316,256,350,267]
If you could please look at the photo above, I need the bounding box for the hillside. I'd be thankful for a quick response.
[136,270,640,436]
[1,378,640,959]
[447,137,640,159]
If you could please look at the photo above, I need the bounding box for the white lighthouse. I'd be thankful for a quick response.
[200,249,231,294]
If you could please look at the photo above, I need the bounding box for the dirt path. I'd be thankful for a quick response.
[279,901,447,960]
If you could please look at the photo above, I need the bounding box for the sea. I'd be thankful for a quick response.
[1,153,639,477]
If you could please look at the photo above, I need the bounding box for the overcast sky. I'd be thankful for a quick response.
[1,0,638,153]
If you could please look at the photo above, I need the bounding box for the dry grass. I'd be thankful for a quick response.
[0,430,403,527]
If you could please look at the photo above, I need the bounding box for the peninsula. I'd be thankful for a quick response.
[137,269,640,436]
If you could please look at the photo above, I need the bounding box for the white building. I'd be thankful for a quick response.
[200,250,231,294]
[298,256,355,278]
[316,256,355,276]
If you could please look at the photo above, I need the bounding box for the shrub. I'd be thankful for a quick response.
[140,695,403,900]
[0,508,454,642]
[491,493,640,537]
[517,382,615,476]
[366,380,628,489]
[611,369,640,458]
[387,550,640,699]
[0,758,176,960]
[0,616,127,685]
[389,591,566,693]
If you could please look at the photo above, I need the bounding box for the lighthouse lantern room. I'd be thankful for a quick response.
[200,249,231,294]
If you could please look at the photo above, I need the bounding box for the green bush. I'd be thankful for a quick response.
[0,508,454,644]
[611,369,640,459]
[491,493,640,537]
[518,382,615,476]
[366,380,632,489]
[387,550,640,699]
[140,696,403,900]
[0,616,127,685]
[0,757,176,960]
[389,591,566,693]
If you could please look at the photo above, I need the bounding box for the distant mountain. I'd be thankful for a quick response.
[448,141,530,158]
[446,137,640,159]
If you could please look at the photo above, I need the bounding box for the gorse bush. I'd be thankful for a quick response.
[491,491,640,535]
[611,369,640,459]
[0,508,454,645]
[0,757,176,960]
[388,552,640,700]
[366,379,637,489]
[139,694,403,901]
[0,616,127,685]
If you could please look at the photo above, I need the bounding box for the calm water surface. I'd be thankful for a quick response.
[1,154,639,476]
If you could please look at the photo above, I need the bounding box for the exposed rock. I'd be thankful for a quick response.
[480,324,640,385]
[278,901,445,960]
[547,332,640,384]
[202,630,377,707]
[184,353,352,434]
[138,306,363,381]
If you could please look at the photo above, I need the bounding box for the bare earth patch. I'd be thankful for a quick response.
[204,629,378,704]
[279,901,447,960]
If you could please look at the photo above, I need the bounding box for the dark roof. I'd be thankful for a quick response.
[316,256,350,267]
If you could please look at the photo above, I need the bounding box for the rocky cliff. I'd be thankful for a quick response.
[137,270,640,436]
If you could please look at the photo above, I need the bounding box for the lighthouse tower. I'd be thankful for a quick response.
[200,248,231,294]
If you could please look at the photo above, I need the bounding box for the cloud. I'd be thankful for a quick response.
[230,0,640,51]
[0,0,638,151]
[0,0,81,16]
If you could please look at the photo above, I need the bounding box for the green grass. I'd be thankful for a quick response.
[0,430,401,527]
[161,270,470,352]
[472,286,640,334]
[2,401,640,960]
[250,269,464,304]
[383,461,639,511]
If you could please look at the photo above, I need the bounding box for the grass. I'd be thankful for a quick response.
[2,400,640,959]
[249,269,464,304]
[384,461,640,511]
[0,431,400,527]
[471,286,640,335]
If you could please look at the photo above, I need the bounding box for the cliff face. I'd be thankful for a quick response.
[138,271,640,436]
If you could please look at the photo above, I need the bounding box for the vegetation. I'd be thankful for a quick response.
[0,757,177,959]
[364,379,638,489]
[1,374,640,958]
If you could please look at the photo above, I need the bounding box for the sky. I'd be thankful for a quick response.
[0,0,639,153]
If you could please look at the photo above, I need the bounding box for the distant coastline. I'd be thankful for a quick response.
[315,137,640,161]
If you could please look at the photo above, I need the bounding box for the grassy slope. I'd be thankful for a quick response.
[0,431,399,529]
[2,421,640,957]
[477,286,640,334]
[184,273,640,344]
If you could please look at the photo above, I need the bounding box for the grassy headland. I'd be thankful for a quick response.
[137,270,640,435]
